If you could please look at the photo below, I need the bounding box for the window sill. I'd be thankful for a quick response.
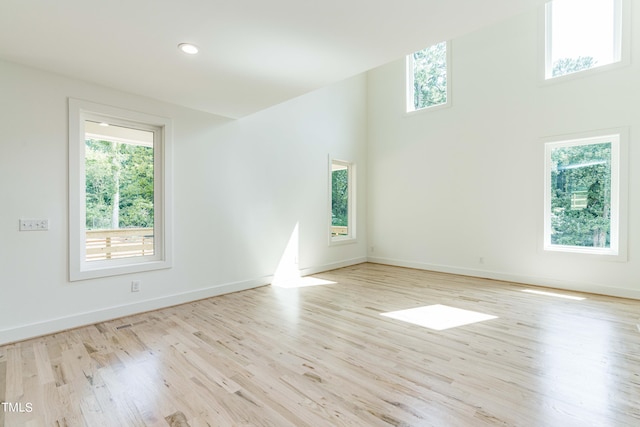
[543,244,626,262]
[404,100,451,117]
[329,237,358,247]
[70,258,172,281]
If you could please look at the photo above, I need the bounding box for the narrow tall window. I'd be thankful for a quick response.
[544,134,620,256]
[330,159,355,243]
[406,41,450,112]
[69,99,172,280]
[545,0,623,79]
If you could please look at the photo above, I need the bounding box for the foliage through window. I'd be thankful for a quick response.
[545,0,622,79]
[330,159,355,243]
[407,41,449,112]
[84,121,155,261]
[544,134,620,255]
[69,99,172,280]
[85,123,155,231]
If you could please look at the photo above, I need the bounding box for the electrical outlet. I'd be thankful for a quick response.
[19,219,49,231]
[131,280,141,292]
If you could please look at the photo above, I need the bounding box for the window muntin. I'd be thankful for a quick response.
[330,159,355,243]
[544,134,620,255]
[545,0,622,79]
[69,99,172,280]
[406,41,450,112]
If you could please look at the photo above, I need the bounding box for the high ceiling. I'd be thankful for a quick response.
[0,0,546,119]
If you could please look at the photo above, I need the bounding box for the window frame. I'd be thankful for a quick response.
[541,0,629,82]
[543,130,627,260]
[405,40,452,114]
[328,157,356,245]
[69,99,173,281]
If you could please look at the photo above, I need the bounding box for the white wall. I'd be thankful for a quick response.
[367,6,640,298]
[0,60,367,344]
[5,4,639,346]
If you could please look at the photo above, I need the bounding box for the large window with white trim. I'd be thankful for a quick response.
[544,133,624,256]
[544,0,625,79]
[69,99,172,280]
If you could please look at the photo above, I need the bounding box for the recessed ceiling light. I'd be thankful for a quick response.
[178,43,199,55]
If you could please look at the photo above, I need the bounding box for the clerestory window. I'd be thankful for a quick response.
[406,41,451,112]
[544,0,626,79]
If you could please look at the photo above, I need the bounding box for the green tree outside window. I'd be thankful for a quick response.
[411,42,447,110]
[550,142,611,248]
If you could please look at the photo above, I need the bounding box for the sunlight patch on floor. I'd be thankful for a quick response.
[381,304,498,331]
[521,289,585,300]
[272,277,337,288]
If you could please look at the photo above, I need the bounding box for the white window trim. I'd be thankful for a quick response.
[540,0,630,84]
[405,40,452,115]
[69,98,173,281]
[328,157,357,246]
[542,129,628,261]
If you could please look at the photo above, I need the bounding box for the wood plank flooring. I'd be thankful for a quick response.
[1,263,640,426]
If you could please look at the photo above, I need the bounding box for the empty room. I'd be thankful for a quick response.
[1,0,639,425]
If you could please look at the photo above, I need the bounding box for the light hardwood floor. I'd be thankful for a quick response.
[1,263,640,426]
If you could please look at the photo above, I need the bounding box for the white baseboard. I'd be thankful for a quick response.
[7,254,633,345]
[299,256,367,276]
[0,275,272,346]
[0,256,368,345]
[1,256,368,346]
[367,256,640,300]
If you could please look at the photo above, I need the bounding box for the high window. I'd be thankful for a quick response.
[330,159,355,244]
[406,41,450,112]
[544,133,624,257]
[69,99,172,280]
[544,0,624,79]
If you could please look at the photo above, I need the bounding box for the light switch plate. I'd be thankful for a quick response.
[19,219,49,231]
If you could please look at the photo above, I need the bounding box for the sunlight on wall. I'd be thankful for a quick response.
[272,222,336,289]
[272,223,300,286]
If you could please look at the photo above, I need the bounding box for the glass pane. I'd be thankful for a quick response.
[84,120,155,261]
[550,0,616,77]
[411,42,447,110]
[550,142,612,248]
[331,163,349,237]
